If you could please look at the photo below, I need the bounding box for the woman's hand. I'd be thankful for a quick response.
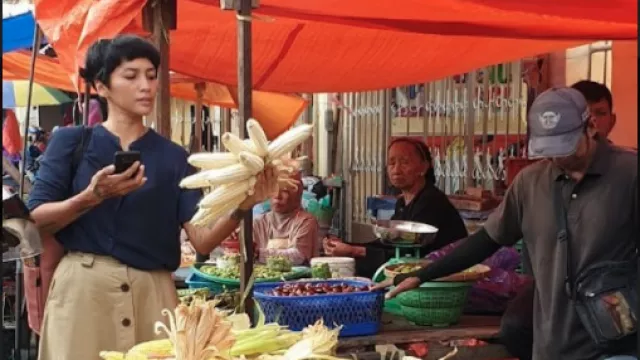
[84,162,146,203]
[371,276,421,299]
[239,166,278,210]
[324,238,355,257]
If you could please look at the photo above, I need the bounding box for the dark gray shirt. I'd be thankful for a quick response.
[484,141,638,360]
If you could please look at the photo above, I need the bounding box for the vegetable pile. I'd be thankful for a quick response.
[269,282,372,297]
[266,255,293,273]
[180,119,313,227]
[200,264,293,281]
[99,299,345,360]
[391,264,423,274]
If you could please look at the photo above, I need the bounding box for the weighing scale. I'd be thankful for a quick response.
[369,220,438,315]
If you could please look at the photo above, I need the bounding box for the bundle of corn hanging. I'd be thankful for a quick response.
[180,119,313,227]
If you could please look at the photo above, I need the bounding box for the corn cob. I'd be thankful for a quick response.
[98,352,125,360]
[267,124,313,162]
[204,163,253,186]
[188,152,238,170]
[238,151,265,174]
[243,139,258,153]
[247,118,270,157]
[193,194,247,226]
[127,339,174,358]
[180,171,213,189]
[222,133,253,156]
[191,208,212,226]
[199,180,252,208]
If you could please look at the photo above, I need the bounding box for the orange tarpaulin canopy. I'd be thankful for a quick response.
[33,0,636,94]
[2,51,306,139]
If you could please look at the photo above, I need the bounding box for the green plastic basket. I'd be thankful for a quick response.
[396,282,472,326]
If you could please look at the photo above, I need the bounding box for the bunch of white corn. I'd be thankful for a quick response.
[180,119,313,227]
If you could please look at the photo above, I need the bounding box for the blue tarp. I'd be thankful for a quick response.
[2,12,47,54]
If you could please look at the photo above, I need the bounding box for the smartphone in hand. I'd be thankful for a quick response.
[114,151,141,175]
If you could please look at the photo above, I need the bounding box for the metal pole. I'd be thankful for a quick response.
[82,82,91,126]
[19,27,43,199]
[237,0,255,321]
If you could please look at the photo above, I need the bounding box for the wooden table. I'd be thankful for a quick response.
[337,313,512,360]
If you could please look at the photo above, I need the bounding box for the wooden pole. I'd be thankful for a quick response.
[237,0,255,320]
[193,82,205,152]
[143,0,175,138]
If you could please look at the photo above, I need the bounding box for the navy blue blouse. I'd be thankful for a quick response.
[28,125,202,271]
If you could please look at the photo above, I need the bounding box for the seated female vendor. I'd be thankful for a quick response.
[324,137,468,278]
[254,171,320,265]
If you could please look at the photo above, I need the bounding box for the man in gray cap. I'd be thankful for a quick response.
[374,87,638,360]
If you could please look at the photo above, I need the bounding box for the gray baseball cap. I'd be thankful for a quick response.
[528,87,591,158]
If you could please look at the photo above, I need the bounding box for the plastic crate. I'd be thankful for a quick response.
[253,280,385,337]
[185,271,229,294]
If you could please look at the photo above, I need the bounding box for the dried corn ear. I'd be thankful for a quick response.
[247,119,270,157]
[267,124,313,162]
[204,163,253,186]
[199,180,252,209]
[238,151,265,174]
[188,152,238,170]
[180,171,213,189]
[222,133,253,156]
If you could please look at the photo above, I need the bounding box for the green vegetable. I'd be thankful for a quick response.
[311,263,331,279]
[200,264,293,280]
[267,255,292,272]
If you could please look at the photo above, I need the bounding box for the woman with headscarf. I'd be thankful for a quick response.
[253,171,319,265]
[324,137,468,278]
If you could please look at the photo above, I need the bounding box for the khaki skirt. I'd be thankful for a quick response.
[38,252,178,360]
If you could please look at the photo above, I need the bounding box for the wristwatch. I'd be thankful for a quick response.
[230,208,250,221]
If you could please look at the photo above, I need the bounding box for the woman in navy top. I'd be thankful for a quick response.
[28,35,274,359]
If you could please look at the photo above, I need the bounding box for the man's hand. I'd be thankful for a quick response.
[371,276,421,299]
[84,162,146,204]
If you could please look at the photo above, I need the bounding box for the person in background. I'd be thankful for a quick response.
[2,109,22,168]
[324,137,468,278]
[571,80,616,139]
[86,98,104,127]
[28,35,278,360]
[376,88,637,360]
[25,127,47,181]
[254,171,319,265]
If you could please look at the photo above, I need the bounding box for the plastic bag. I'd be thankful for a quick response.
[425,240,529,314]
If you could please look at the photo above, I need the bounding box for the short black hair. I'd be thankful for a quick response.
[571,80,613,111]
[80,34,161,88]
[388,137,436,185]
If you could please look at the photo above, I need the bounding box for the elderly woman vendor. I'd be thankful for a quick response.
[324,137,468,277]
[254,171,320,265]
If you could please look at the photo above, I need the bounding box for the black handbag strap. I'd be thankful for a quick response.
[553,178,576,300]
